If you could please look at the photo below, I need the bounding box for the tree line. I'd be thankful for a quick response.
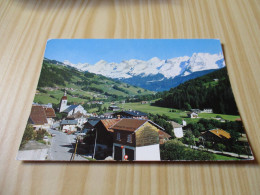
[154,68,239,115]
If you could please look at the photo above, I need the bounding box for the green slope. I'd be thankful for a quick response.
[34,59,154,105]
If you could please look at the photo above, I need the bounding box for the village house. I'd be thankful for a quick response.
[141,101,149,104]
[59,91,87,116]
[92,119,121,159]
[201,129,231,144]
[60,119,78,132]
[187,112,198,118]
[111,119,170,161]
[169,121,184,138]
[28,105,48,130]
[113,110,148,119]
[66,112,88,128]
[44,107,56,126]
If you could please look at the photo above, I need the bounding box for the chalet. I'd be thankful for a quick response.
[169,121,183,138]
[111,119,170,161]
[28,105,48,130]
[201,129,231,144]
[60,120,78,132]
[92,119,121,159]
[44,107,56,126]
[59,91,87,116]
[187,112,198,118]
[113,110,148,119]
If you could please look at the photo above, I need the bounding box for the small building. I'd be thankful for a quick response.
[113,110,148,119]
[44,107,56,126]
[141,101,149,104]
[108,105,120,111]
[201,129,231,144]
[60,120,78,132]
[187,112,198,118]
[28,105,48,130]
[111,119,170,161]
[82,120,100,133]
[66,112,87,128]
[201,109,213,113]
[169,121,183,138]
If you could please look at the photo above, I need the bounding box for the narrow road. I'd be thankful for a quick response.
[47,129,87,161]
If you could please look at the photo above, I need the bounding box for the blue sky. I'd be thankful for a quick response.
[44,39,223,64]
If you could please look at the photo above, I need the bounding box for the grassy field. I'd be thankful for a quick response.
[213,154,239,160]
[198,113,239,121]
[87,102,240,123]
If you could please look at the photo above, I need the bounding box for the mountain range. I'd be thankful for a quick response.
[63,52,225,91]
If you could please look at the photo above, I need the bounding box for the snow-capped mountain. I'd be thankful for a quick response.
[63,53,225,91]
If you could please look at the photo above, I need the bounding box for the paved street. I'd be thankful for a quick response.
[47,129,87,161]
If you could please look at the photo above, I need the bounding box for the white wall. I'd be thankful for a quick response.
[174,127,184,138]
[135,144,160,161]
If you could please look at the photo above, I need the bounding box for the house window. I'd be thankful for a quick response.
[117,132,121,140]
[127,134,132,143]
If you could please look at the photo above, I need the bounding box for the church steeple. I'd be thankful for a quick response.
[59,90,68,112]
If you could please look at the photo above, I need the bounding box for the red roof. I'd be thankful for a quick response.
[61,96,67,100]
[111,119,148,132]
[158,130,171,144]
[44,108,56,118]
[29,106,48,125]
[100,119,121,132]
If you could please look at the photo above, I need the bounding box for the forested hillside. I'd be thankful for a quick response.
[154,67,239,115]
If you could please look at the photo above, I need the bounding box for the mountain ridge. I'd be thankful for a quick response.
[63,52,225,79]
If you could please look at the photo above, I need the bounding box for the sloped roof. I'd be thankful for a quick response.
[44,108,56,118]
[84,120,100,129]
[29,106,48,125]
[158,130,171,144]
[67,112,86,119]
[209,129,231,139]
[63,105,79,113]
[61,120,77,125]
[115,110,148,117]
[158,130,171,139]
[100,119,121,132]
[111,119,148,132]
[169,121,182,128]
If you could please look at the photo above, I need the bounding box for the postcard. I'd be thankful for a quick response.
[17,39,254,161]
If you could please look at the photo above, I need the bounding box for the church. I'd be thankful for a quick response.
[59,91,87,116]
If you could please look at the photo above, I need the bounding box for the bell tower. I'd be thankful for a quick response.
[59,90,68,112]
